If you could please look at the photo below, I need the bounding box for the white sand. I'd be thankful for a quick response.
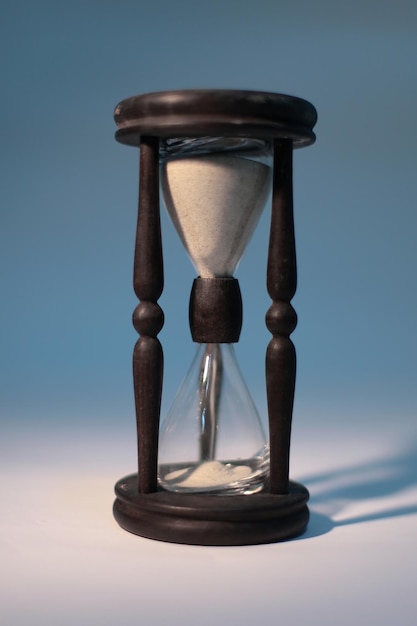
[161,154,271,277]
[164,460,253,488]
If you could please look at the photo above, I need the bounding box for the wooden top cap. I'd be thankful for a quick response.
[114,89,317,148]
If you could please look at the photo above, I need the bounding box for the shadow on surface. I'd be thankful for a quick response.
[295,435,417,540]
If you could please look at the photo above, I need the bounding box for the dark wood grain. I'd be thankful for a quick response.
[114,474,309,545]
[114,89,317,147]
[133,136,164,494]
[189,277,242,343]
[266,138,297,495]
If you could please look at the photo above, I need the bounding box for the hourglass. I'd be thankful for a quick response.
[112,90,317,545]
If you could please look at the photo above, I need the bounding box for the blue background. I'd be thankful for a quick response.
[2,0,416,438]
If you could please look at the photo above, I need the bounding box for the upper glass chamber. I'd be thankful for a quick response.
[160,137,273,277]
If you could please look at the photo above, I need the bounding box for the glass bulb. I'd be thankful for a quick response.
[158,137,273,496]
[160,137,272,277]
[158,343,269,495]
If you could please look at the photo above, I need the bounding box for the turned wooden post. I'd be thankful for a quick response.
[266,138,297,495]
[132,136,164,494]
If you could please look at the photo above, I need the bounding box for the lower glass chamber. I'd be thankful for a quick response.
[158,343,269,495]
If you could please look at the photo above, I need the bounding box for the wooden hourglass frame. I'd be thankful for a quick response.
[112,90,317,545]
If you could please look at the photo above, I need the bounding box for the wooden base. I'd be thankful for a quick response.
[113,474,309,546]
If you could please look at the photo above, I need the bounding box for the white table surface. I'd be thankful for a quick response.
[2,414,416,626]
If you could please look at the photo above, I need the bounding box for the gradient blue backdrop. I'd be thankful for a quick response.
[1,0,416,453]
